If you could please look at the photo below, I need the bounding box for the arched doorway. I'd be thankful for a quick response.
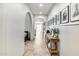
[24,12,32,42]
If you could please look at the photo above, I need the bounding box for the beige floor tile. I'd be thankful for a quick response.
[24,32,50,56]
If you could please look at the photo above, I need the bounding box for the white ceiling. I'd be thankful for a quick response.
[27,3,55,16]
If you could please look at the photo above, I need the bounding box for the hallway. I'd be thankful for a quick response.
[24,32,50,56]
[0,3,79,56]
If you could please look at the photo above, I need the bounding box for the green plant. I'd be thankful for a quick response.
[52,28,60,37]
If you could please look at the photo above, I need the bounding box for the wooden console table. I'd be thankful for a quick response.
[47,35,59,56]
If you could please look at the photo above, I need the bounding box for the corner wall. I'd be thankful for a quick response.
[48,3,79,56]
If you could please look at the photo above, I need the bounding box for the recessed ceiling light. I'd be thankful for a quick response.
[40,4,43,7]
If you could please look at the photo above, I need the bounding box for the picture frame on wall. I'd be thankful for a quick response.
[71,3,79,22]
[61,6,69,24]
[48,19,52,26]
[48,18,54,26]
[56,12,61,25]
[52,17,54,25]
[54,15,57,25]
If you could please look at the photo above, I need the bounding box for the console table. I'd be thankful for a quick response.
[46,35,59,56]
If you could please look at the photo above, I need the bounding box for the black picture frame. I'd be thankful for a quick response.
[52,17,54,25]
[70,3,79,22]
[54,16,57,25]
[61,6,69,24]
[56,12,61,25]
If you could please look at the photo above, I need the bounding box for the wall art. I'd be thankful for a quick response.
[71,3,79,22]
[61,6,69,24]
[56,13,61,25]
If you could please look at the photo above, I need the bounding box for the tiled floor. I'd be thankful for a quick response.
[24,32,50,56]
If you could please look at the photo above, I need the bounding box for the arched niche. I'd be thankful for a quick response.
[24,12,32,41]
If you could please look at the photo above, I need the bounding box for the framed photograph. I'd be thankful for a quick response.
[56,13,61,25]
[48,19,52,26]
[53,17,54,25]
[53,17,55,25]
[61,6,69,24]
[71,3,79,22]
[51,17,54,25]
[54,15,57,25]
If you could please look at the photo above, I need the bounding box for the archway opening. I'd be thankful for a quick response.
[24,12,32,43]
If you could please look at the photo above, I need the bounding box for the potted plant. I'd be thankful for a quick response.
[52,28,60,37]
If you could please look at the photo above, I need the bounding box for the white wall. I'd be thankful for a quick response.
[0,4,4,56]
[48,3,79,56]
[0,3,33,56]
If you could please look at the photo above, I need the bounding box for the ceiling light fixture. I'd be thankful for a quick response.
[40,4,43,7]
